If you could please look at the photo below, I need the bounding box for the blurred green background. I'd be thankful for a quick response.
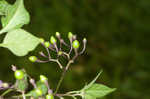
[0,0,150,99]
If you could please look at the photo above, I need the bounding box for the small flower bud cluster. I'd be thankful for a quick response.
[28,32,87,69]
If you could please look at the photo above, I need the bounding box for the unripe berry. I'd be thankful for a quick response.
[29,56,37,62]
[35,88,43,96]
[56,32,60,37]
[46,94,54,99]
[39,38,45,43]
[40,75,48,83]
[68,32,73,39]
[72,40,80,49]
[14,70,25,80]
[44,41,50,48]
[50,36,57,44]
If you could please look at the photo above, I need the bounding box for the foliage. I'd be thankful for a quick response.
[0,0,116,99]
[0,0,40,56]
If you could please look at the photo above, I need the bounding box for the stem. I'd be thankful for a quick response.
[56,93,81,97]
[54,43,59,53]
[62,52,70,60]
[54,60,73,94]
[79,41,87,55]
[1,88,13,96]
[12,94,31,98]
[69,39,73,55]
[49,59,63,69]
[46,47,51,59]
[22,91,26,99]
[54,68,66,94]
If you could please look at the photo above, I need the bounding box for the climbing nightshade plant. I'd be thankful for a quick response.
[0,0,116,99]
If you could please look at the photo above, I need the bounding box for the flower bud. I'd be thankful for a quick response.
[44,41,50,48]
[68,32,73,39]
[39,38,45,43]
[83,38,87,43]
[11,65,17,71]
[30,78,34,83]
[50,36,57,44]
[29,56,37,62]
[72,35,77,40]
[72,40,80,49]
[40,75,48,83]
[56,32,60,37]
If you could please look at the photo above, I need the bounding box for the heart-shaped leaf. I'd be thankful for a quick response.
[0,0,30,34]
[0,29,40,56]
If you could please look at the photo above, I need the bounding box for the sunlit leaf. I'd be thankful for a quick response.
[0,29,40,56]
[0,0,11,15]
[0,0,30,34]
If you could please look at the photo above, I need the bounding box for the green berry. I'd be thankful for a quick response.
[40,75,48,83]
[44,41,50,48]
[68,32,73,39]
[35,88,43,96]
[29,56,37,62]
[14,70,25,80]
[46,94,54,99]
[56,32,60,37]
[72,40,80,49]
[50,36,57,44]
[39,38,45,43]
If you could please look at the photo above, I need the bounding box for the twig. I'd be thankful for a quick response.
[54,60,74,94]
[49,59,63,69]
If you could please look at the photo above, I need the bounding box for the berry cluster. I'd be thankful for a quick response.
[0,32,87,99]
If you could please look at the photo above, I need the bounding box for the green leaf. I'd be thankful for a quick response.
[84,84,116,99]
[0,0,11,15]
[82,70,103,90]
[0,0,30,34]
[79,70,116,99]
[85,94,96,99]
[0,29,40,56]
